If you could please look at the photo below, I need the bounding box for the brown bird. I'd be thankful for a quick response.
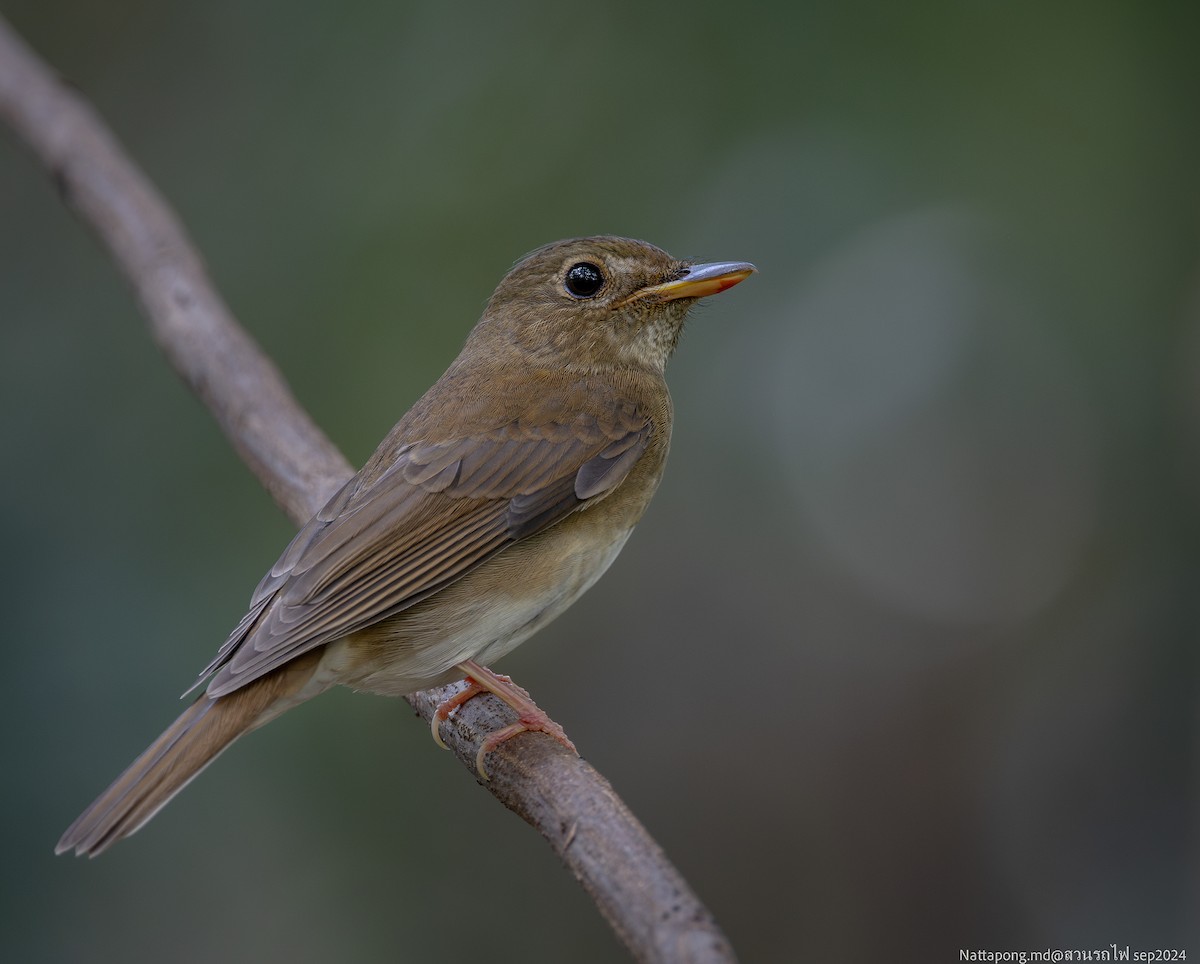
[56,235,755,857]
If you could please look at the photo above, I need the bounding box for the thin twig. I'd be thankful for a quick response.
[0,16,737,964]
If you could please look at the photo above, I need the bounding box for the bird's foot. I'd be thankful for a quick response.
[431,659,577,779]
[430,676,492,749]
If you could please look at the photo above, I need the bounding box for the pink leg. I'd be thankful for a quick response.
[430,659,577,778]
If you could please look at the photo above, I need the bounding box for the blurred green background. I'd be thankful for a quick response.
[3,1,1197,961]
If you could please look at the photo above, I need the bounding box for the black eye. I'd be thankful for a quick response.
[564,262,605,298]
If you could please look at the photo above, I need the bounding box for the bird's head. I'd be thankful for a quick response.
[475,236,755,374]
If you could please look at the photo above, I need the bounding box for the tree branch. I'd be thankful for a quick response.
[0,16,737,964]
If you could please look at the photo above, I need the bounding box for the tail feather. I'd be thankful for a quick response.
[57,651,322,857]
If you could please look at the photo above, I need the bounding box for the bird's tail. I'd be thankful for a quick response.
[57,650,323,857]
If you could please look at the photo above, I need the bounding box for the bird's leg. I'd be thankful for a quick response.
[429,676,491,749]
[431,659,577,778]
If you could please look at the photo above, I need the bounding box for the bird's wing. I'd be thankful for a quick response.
[199,404,652,697]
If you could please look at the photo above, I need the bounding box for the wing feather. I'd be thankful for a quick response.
[201,409,652,698]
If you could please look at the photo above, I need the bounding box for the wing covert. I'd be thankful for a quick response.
[201,409,652,697]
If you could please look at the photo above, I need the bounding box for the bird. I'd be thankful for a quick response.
[56,235,755,857]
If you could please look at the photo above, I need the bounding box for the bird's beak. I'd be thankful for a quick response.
[618,261,757,306]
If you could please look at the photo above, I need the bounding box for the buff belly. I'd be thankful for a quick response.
[311,520,635,697]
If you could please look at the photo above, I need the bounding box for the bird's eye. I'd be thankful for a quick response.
[564,262,605,299]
